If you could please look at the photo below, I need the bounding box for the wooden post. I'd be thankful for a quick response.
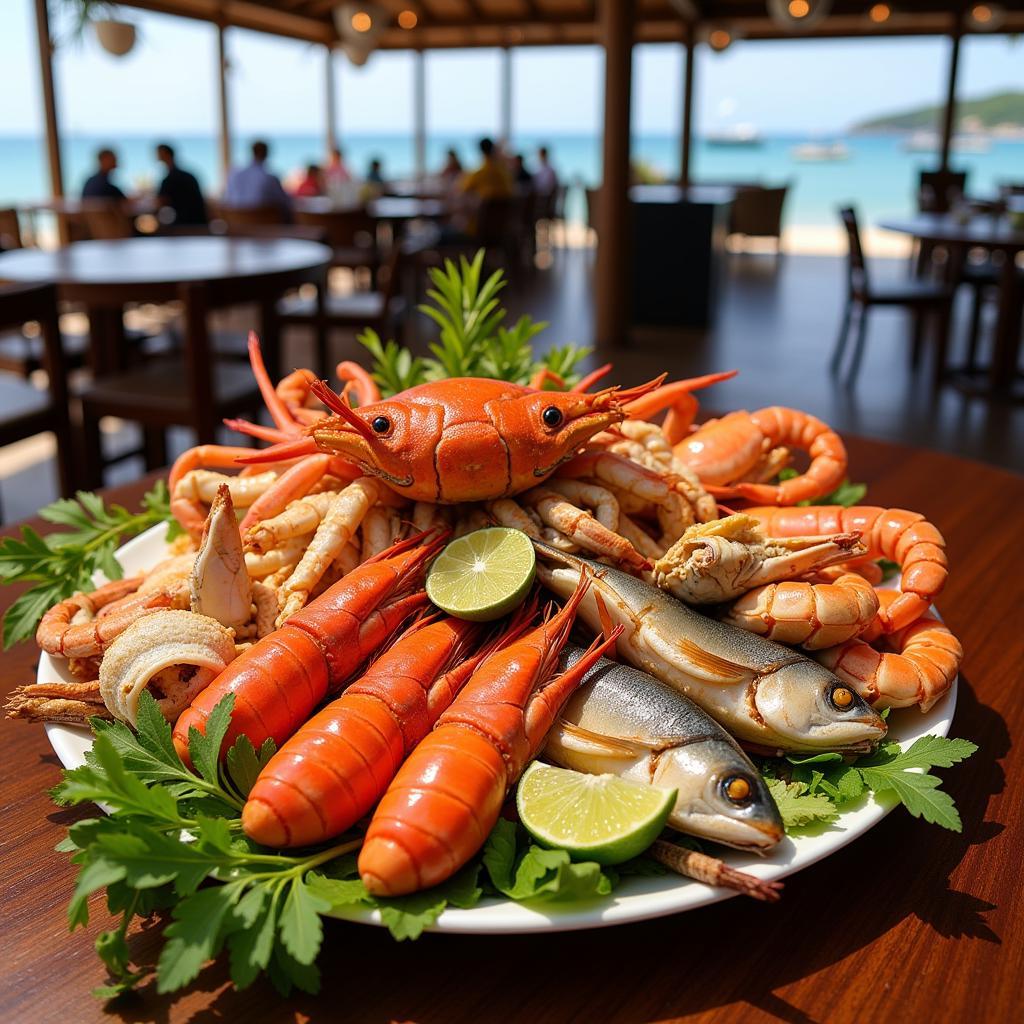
[500,46,513,148]
[413,50,426,180]
[325,45,338,155]
[938,28,961,174]
[595,0,634,348]
[33,0,65,241]
[680,31,695,188]
[217,24,232,186]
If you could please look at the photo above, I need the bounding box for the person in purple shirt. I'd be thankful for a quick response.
[223,140,292,218]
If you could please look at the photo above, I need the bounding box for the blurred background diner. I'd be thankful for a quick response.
[0,0,1021,522]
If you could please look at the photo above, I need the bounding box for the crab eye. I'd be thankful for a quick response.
[723,776,752,805]
[371,416,390,434]
[831,686,855,710]
[542,406,563,428]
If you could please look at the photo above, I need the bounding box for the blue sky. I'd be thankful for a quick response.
[1,0,1021,137]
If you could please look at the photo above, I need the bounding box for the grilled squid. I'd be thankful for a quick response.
[99,610,237,724]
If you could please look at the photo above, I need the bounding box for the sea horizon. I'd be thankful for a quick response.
[2,130,1022,229]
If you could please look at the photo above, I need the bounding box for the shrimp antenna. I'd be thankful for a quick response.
[309,380,379,442]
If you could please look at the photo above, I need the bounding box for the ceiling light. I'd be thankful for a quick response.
[868,3,891,23]
[350,11,372,32]
[398,10,418,29]
[767,0,833,31]
[966,3,1006,31]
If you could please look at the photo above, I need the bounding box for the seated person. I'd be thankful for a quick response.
[293,164,324,198]
[223,140,292,217]
[82,148,126,200]
[461,138,513,202]
[533,145,558,197]
[155,142,208,226]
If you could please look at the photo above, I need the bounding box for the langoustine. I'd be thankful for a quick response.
[358,575,621,897]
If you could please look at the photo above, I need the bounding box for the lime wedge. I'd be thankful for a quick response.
[516,762,676,865]
[426,527,536,622]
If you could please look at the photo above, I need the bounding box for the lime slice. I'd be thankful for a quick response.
[426,527,536,622]
[516,762,676,865]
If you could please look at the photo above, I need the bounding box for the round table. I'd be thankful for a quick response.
[0,434,1020,1023]
[879,214,1024,399]
[0,236,332,373]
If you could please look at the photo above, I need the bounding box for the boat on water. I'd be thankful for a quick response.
[705,124,762,148]
[790,141,850,162]
[903,130,992,154]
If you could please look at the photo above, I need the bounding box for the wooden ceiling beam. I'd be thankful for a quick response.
[118,0,336,42]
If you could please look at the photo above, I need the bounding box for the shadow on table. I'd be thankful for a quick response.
[96,677,1008,1024]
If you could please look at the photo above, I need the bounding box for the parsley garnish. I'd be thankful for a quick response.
[53,692,630,998]
[759,734,977,834]
[0,482,181,649]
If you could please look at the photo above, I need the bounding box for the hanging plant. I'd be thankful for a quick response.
[54,0,138,56]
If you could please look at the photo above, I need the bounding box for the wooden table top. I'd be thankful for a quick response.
[2,438,1022,1024]
[0,236,332,288]
[879,213,1024,251]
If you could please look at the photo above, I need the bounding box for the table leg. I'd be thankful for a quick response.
[84,304,127,375]
[988,256,1023,397]
[180,282,218,444]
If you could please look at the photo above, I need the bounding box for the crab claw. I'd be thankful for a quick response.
[652,514,867,605]
[190,485,252,630]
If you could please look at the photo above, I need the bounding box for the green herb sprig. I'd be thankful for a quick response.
[358,251,590,398]
[759,734,977,833]
[0,482,180,648]
[54,692,631,999]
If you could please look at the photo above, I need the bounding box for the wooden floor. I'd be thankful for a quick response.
[497,248,1021,475]
[0,247,1020,522]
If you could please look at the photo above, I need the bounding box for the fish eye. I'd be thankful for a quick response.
[371,415,391,434]
[542,406,563,428]
[722,776,752,805]
[830,686,855,710]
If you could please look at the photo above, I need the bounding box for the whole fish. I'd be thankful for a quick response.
[535,542,887,754]
[548,647,784,852]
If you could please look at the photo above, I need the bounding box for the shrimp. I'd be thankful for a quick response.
[745,506,947,633]
[36,577,187,659]
[723,572,881,650]
[816,592,962,711]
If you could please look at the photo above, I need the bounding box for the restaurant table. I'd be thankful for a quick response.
[629,185,735,329]
[879,214,1024,400]
[2,437,1022,1023]
[0,236,331,374]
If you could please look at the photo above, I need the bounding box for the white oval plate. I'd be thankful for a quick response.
[42,524,956,934]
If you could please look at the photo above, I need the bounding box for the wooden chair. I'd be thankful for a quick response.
[832,207,953,388]
[277,246,403,373]
[728,185,789,252]
[0,283,76,518]
[75,279,273,489]
[211,204,289,231]
[917,170,968,214]
[80,201,135,240]
[294,205,381,281]
[0,209,24,252]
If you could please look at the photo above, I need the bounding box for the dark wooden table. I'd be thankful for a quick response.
[0,236,331,374]
[2,437,1022,1023]
[879,214,1024,400]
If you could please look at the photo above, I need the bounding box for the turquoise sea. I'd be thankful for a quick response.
[1,131,1022,227]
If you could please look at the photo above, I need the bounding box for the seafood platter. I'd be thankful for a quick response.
[2,257,973,998]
